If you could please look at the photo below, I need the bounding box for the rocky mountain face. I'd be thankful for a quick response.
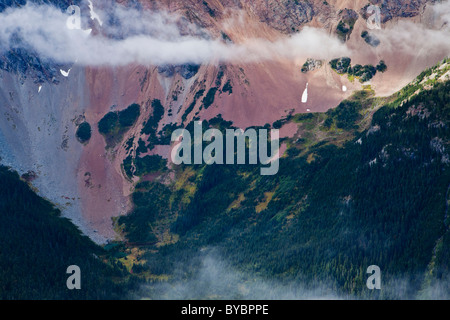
[0,0,80,82]
[0,0,447,242]
[365,0,430,22]
[245,0,315,33]
[0,0,79,12]
[139,0,433,33]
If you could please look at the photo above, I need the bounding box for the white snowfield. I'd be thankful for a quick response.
[60,69,71,77]
[88,0,103,26]
[301,83,308,103]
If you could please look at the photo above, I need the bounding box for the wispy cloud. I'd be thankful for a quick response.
[132,248,450,300]
[0,2,349,67]
[1,1,449,68]
[133,249,341,300]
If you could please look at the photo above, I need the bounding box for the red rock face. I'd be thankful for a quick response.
[77,66,144,239]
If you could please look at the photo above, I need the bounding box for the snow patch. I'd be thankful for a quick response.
[60,69,71,77]
[301,83,308,103]
[82,28,92,36]
[88,0,103,26]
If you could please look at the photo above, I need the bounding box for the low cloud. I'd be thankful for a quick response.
[133,249,341,300]
[374,1,450,57]
[0,2,349,67]
[132,249,450,300]
[1,1,450,68]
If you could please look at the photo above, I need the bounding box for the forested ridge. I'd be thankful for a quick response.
[0,167,137,299]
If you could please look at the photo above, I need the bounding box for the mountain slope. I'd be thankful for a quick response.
[0,0,448,248]
[118,60,450,299]
[0,46,448,300]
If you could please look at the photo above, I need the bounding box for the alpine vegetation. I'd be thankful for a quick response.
[171,121,280,176]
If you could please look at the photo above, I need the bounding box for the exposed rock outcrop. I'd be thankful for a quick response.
[158,64,200,80]
[361,0,429,23]
[301,58,324,73]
